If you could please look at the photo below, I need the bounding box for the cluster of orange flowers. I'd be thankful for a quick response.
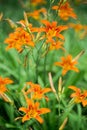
[52,2,77,21]
[40,20,68,50]
[0,75,51,123]
[4,19,40,52]
[4,27,34,52]
[4,19,68,52]
[27,8,47,20]
[1,0,87,126]
[18,82,51,123]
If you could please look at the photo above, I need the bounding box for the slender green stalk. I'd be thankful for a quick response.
[43,54,47,85]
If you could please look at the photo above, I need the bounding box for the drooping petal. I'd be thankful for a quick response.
[35,102,40,109]
[69,86,81,92]
[82,100,87,107]
[42,88,51,94]
[38,108,51,115]
[22,114,30,123]
[35,115,43,123]
[19,107,27,113]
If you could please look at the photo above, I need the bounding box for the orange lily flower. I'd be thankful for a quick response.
[0,76,13,101]
[17,20,39,33]
[27,8,47,20]
[52,2,77,21]
[31,0,46,6]
[0,76,13,94]
[68,23,83,32]
[54,55,79,75]
[68,23,87,39]
[40,20,68,43]
[69,86,87,107]
[19,98,50,123]
[49,40,64,51]
[4,27,34,52]
[26,82,51,100]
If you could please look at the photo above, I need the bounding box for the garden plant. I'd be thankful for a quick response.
[0,0,87,130]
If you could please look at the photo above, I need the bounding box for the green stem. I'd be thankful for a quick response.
[35,40,45,83]
[58,99,61,116]
[43,54,47,85]
[35,54,39,83]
